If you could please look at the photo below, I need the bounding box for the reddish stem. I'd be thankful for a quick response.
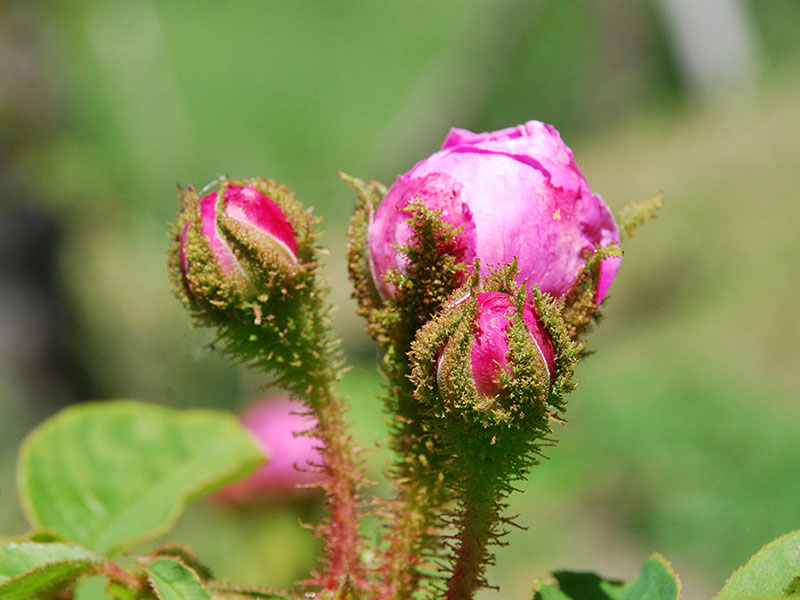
[305,379,368,594]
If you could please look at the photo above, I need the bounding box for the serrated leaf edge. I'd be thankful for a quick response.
[17,400,265,553]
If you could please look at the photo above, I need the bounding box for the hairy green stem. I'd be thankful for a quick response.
[376,355,449,599]
[444,476,499,600]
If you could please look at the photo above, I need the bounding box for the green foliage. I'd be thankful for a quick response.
[783,574,800,597]
[535,572,628,600]
[18,401,264,554]
[150,543,214,582]
[0,541,104,599]
[715,530,800,600]
[623,555,681,600]
[534,554,680,600]
[146,558,211,600]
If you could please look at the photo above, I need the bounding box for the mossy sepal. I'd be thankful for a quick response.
[342,172,386,325]
[169,177,313,308]
[561,193,663,339]
[411,261,579,439]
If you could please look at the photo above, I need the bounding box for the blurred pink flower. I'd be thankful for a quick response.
[369,121,620,303]
[216,396,324,503]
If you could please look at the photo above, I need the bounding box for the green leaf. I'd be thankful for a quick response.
[534,582,574,600]
[624,554,681,600]
[0,541,104,599]
[534,572,629,600]
[715,530,800,600]
[19,400,265,554]
[152,543,214,581]
[74,575,115,600]
[556,571,629,600]
[147,558,211,600]
[533,554,679,600]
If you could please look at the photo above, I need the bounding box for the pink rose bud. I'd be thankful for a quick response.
[216,397,324,503]
[369,121,621,303]
[438,292,555,399]
[177,182,299,299]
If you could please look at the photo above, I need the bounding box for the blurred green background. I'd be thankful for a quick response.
[2,1,799,598]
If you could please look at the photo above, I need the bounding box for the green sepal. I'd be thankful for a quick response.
[168,184,247,311]
[346,188,477,485]
[559,193,662,338]
[382,198,472,331]
[411,261,579,436]
[341,172,386,327]
[618,194,664,241]
[345,179,471,348]
[561,243,622,339]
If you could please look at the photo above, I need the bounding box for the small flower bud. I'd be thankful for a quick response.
[173,179,301,306]
[368,121,621,305]
[439,291,555,399]
[168,177,327,394]
[410,263,579,437]
[199,184,297,277]
[215,396,324,503]
[435,292,555,418]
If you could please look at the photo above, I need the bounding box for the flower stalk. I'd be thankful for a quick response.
[346,174,470,597]
[168,177,368,595]
[408,265,580,599]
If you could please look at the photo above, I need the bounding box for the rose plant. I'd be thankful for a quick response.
[2,119,796,600]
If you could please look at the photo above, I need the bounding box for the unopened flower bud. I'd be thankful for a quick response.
[443,292,554,398]
[195,184,296,278]
[168,177,327,393]
[215,396,324,502]
[437,292,555,406]
[173,179,302,306]
[369,121,621,305]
